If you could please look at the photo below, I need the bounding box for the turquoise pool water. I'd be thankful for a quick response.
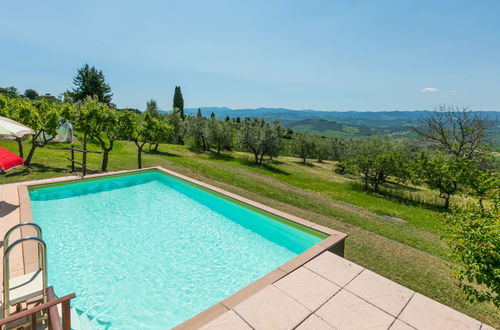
[29,171,323,329]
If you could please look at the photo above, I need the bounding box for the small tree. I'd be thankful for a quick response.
[81,98,123,172]
[16,99,62,166]
[122,112,172,168]
[173,86,184,119]
[239,119,267,164]
[165,112,186,146]
[344,137,407,191]
[205,117,233,155]
[465,168,499,210]
[414,105,493,159]
[445,192,500,307]
[315,137,330,162]
[186,109,208,151]
[145,99,160,118]
[412,153,470,209]
[263,121,284,161]
[292,132,316,163]
[70,64,113,105]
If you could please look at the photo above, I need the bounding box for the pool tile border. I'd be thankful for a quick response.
[16,167,348,328]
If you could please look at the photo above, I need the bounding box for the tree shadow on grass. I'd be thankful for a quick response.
[294,161,316,167]
[238,158,290,175]
[207,152,235,161]
[4,163,69,178]
[146,150,181,157]
[349,181,446,212]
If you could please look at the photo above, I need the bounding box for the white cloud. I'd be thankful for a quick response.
[420,87,439,93]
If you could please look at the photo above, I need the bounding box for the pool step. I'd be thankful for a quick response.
[71,308,110,330]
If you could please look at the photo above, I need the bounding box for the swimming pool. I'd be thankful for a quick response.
[28,169,326,329]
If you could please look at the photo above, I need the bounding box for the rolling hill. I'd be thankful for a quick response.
[182,107,499,139]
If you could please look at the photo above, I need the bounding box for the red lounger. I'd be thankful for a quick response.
[0,147,24,172]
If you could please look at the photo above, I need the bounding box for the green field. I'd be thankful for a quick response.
[1,139,498,327]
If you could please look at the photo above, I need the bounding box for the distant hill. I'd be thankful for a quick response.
[180,107,499,139]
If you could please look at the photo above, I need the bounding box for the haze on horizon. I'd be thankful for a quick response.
[1,0,499,112]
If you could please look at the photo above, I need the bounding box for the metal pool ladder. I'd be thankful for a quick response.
[2,222,47,318]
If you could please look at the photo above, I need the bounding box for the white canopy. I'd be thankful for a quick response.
[0,116,34,139]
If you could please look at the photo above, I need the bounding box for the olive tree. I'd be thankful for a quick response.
[315,137,330,162]
[292,132,316,163]
[238,119,283,164]
[185,109,209,151]
[238,119,267,164]
[205,117,233,155]
[263,121,284,161]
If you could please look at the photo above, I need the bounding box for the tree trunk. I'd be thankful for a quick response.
[101,150,110,172]
[444,195,450,209]
[16,138,24,158]
[254,152,259,164]
[364,173,369,189]
[302,156,306,163]
[24,142,37,166]
[154,143,159,151]
[137,146,142,169]
[259,152,265,164]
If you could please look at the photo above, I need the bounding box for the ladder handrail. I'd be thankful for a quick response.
[3,236,48,317]
[3,222,43,271]
[3,222,42,252]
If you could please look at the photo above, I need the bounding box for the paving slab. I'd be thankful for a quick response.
[274,267,340,311]
[389,319,416,330]
[399,293,482,330]
[234,285,310,330]
[296,314,335,330]
[316,289,395,330]
[199,310,251,330]
[304,251,364,287]
[345,269,414,317]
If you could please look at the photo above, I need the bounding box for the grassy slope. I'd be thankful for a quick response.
[0,139,498,327]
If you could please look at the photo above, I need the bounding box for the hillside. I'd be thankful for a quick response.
[182,107,499,139]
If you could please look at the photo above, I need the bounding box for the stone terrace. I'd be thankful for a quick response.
[193,251,493,330]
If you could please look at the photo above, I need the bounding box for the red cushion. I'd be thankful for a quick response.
[0,147,24,171]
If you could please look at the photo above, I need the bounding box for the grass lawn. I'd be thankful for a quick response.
[1,139,498,327]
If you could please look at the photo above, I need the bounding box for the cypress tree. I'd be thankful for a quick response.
[173,86,184,119]
[196,108,202,118]
[210,112,215,118]
[225,115,230,122]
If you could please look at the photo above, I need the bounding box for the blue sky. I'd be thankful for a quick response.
[1,0,499,111]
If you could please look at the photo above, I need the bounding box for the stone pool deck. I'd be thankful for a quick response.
[0,170,495,330]
[187,251,494,330]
